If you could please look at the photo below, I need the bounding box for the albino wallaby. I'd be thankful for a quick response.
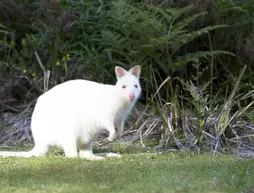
[0,65,141,160]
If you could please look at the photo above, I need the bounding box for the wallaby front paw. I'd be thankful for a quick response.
[97,137,115,147]
[97,139,109,147]
[107,136,115,142]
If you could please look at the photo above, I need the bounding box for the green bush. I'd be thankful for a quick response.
[1,0,233,97]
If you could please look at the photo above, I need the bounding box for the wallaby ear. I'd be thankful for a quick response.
[130,65,141,78]
[115,66,127,79]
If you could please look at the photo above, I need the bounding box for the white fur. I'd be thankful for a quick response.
[0,65,141,160]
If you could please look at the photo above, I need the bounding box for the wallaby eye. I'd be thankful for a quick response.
[122,85,126,89]
[134,85,138,88]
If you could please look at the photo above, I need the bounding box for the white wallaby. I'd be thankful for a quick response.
[0,65,141,160]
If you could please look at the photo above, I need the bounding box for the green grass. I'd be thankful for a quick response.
[0,144,253,193]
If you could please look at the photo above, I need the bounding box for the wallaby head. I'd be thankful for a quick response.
[114,65,141,104]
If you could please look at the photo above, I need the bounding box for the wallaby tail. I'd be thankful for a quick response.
[0,148,38,158]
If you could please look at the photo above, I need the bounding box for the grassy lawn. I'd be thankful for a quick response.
[0,145,253,193]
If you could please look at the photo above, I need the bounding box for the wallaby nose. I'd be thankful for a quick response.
[129,93,135,101]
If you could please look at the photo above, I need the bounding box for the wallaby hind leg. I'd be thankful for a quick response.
[95,152,121,158]
[79,143,104,161]
[62,143,78,158]
[30,143,49,157]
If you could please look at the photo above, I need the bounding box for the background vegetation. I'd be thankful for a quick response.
[0,0,253,157]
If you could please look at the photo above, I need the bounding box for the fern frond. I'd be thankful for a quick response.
[175,50,235,67]
[171,25,229,51]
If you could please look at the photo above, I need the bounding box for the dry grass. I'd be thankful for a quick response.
[132,107,254,158]
[1,103,253,158]
[0,103,33,147]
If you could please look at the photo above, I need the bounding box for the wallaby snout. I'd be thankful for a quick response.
[129,92,135,101]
